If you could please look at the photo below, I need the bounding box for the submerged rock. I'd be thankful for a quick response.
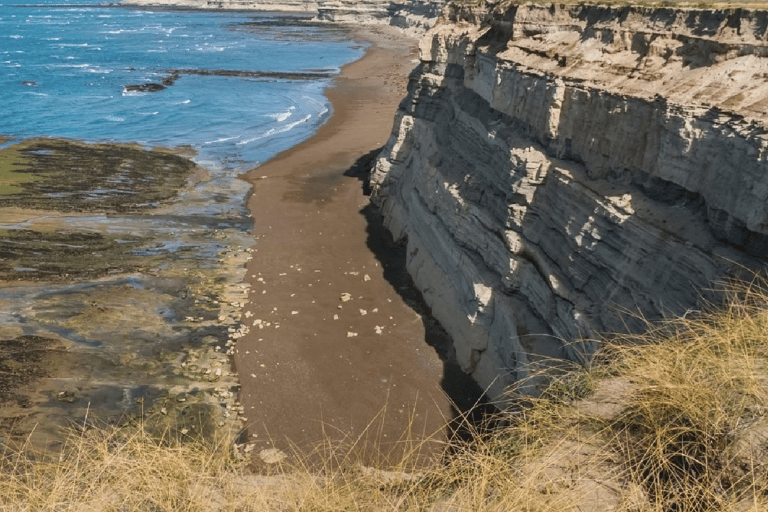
[124,82,166,93]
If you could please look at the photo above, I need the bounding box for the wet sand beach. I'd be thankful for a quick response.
[236,27,479,462]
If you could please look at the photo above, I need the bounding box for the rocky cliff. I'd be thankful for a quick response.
[120,0,443,36]
[316,0,444,36]
[370,2,768,404]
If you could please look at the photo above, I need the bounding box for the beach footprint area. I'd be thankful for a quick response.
[0,136,253,449]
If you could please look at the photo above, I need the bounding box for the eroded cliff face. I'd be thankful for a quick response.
[316,0,444,36]
[371,2,768,404]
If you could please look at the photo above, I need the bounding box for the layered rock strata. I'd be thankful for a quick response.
[316,0,445,36]
[120,0,444,36]
[371,3,768,404]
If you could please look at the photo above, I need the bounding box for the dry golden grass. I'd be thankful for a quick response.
[4,277,768,511]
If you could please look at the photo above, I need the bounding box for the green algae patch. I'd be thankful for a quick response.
[0,140,43,196]
[0,228,147,282]
[0,336,65,408]
[0,138,196,212]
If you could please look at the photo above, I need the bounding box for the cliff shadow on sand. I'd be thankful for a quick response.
[345,148,498,443]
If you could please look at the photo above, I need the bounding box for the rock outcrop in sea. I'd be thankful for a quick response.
[370,3,768,404]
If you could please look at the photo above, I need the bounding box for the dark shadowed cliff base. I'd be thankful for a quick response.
[236,26,485,464]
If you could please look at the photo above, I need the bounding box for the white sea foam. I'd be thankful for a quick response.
[9,34,22,39]
[237,114,312,145]
[204,135,240,145]
[105,115,124,122]
[267,106,295,122]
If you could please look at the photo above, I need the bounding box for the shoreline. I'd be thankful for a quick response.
[235,26,476,461]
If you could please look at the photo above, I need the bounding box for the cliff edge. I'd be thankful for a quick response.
[371,2,768,404]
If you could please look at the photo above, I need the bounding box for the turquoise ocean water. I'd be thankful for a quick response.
[0,0,364,172]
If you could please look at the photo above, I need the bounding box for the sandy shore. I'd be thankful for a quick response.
[235,26,480,461]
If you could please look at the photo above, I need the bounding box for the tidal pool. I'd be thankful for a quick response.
[0,137,252,450]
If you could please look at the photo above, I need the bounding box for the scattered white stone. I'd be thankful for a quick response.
[333,314,339,320]
[291,310,299,315]
[259,448,287,464]
[375,326,384,334]
[364,274,371,281]
[340,292,352,302]
[359,309,367,316]
[347,332,358,337]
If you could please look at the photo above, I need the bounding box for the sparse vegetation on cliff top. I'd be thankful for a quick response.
[3,277,768,511]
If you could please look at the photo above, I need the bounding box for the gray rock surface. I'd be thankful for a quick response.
[370,3,768,405]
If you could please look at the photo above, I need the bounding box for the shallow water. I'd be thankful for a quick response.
[0,138,254,448]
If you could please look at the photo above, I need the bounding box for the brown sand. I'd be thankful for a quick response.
[235,27,473,461]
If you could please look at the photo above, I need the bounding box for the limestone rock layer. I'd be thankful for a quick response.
[371,3,768,403]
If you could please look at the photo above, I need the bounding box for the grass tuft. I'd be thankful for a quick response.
[4,277,768,511]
